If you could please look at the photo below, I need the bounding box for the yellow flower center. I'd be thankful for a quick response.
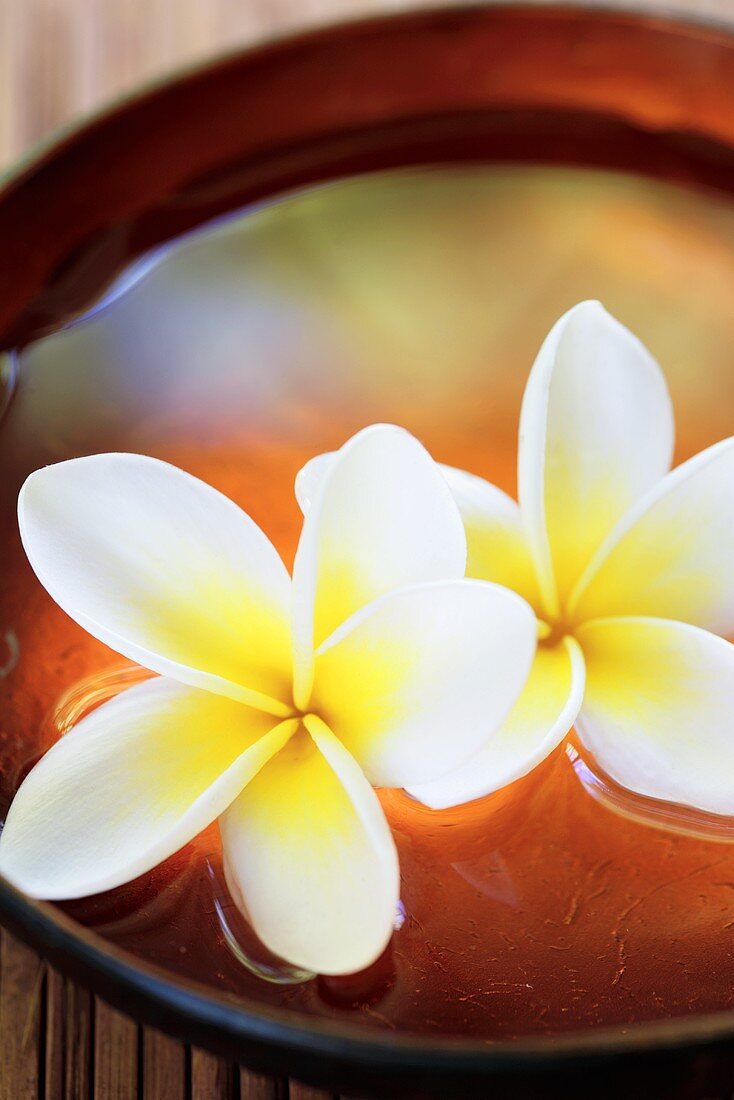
[537,617,573,649]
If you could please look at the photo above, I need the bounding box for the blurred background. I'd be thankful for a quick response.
[0,0,398,171]
[1,0,732,173]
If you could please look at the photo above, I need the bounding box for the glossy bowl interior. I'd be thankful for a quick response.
[3,6,734,1096]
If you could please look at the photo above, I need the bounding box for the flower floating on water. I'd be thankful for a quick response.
[300,303,734,815]
[0,425,536,974]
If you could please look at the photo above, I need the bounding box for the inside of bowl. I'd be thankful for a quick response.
[2,163,734,1039]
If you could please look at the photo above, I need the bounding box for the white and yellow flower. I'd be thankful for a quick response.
[301,303,734,815]
[0,425,536,974]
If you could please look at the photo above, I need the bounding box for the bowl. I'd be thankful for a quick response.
[3,6,734,1096]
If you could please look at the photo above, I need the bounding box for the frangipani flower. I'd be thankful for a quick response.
[300,304,734,816]
[0,425,536,974]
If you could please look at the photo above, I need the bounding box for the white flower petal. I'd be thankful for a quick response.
[297,456,543,612]
[408,636,585,809]
[439,464,543,612]
[576,617,734,815]
[570,438,734,636]
[0,678,295,898]
[518,301,673,618]
[19,454,294,714]
[220,716,399,976]
[291,425,466,707]
[311,579,537,788]
[294,451,334,514]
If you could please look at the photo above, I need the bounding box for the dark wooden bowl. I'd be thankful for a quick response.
[3,6,734,1096]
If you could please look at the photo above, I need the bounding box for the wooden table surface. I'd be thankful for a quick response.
[2,932,306,1100]
[2,1,734,1098]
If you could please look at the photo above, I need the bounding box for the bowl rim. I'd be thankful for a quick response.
[3,2,734,1090]
[2,0,734,197]
[6,873,734,1076]
[3,0,734,204]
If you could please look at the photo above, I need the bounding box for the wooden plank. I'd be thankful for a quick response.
[142,1027,186,1100]
[67,981,93,1100]
[0,930,44,1100]
[93,997,139,1100]
[191,1047,234,1100]
[44,969,64,1100]
[240,1067,286,1099]
[288,1082,334,1100]
[45,968,92,1100]
[0,0,349,172]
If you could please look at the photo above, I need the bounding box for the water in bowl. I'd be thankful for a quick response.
[2,164,734,1038]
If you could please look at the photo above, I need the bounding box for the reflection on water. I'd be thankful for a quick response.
[570,744,734,843]
[48,663,151,734]
[207,858,315,986]
[452,851,519,908]
[0,351,17,426]
[0,630,18,680]
[2,164,734,1037]
[6,165,734,504]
